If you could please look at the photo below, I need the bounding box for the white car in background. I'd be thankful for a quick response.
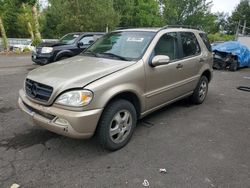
[12,40,35,52]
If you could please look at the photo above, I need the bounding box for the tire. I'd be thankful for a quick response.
[229,60,238,72]
[213,60,221,70]
[57,56,69,61]
[191,76,208,104]
[96,99,137,151]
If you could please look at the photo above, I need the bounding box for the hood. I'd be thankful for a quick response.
[27,55,136,94]
[37,41,64,48]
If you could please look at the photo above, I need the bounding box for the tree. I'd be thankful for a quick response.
[32,4,42,44]
[213,12,229,33]
[18,4,35,40]
[0,0,26,37]
[41,0,119,38]
[15,1,42,45]
[114,0,163,27]
[227,0,250,35]
[0,0,9,50]
[0,0,38,38]
[0,16,9,50]
[162,0,216,33]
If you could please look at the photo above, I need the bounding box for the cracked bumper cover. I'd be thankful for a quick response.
[18,89,103,139]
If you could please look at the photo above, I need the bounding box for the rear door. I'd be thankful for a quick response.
[174,32,203,92]
[198,32,213,69]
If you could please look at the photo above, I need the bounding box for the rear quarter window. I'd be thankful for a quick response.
[199,33,212,52]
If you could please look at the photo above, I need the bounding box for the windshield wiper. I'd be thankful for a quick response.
[99,52,129,61]
[83,50,98,57]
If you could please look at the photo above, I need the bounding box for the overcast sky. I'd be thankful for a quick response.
[211,0,241,14]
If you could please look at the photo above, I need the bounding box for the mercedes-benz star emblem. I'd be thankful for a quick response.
[31,83,38,97]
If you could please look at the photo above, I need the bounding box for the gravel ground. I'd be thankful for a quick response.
[0,55,250,188]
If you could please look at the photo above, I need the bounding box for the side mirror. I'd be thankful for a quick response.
[77,42,84,47]
[151,55,170,67]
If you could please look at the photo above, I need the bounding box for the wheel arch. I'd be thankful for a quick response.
[103,91,141,119]
[54,50,74,61]
[201,69,212,83]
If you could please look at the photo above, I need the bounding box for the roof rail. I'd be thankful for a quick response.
[115,27,133,30]
[162,25,203,31]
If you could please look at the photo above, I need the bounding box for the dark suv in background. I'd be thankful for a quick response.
[32,32,104,65]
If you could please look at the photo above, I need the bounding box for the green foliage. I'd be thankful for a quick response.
[32,37,42,46]
[213,12,229,33]
[0,0,38,38]
[114,0,163,27]
[1,0,21,37]
[162,0,217,33]
[23,47,31,52]
[227,0,250,34]
[42,0,119,38]
[208,33,234,43]
[17,4,35,38]
[0,0,248,39]
[0,16,9,50]
[14,47,21,54]
[0,1,9,50]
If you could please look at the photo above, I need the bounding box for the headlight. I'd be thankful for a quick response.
[55,90,93,107]
[41,47,53,54]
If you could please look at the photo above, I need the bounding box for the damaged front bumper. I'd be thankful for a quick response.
[18,89,103,139]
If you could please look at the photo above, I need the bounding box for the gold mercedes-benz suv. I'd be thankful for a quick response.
[18,26,213,150]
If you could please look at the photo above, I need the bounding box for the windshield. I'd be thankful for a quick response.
[84,31,155,60]
[59,34,80,45]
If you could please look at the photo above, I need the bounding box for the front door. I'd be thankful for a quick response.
[144,32,183,110]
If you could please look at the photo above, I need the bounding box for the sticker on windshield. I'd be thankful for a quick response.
[127,37,144,42]
[73,35,79,38]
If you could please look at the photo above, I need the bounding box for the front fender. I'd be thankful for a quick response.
[84,61,146,113]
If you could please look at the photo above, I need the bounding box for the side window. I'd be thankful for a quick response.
[93,35,103,41]
[180,32,201,57]
[154,32,178,61]
[199,33,212,52]
[79,36,94,45]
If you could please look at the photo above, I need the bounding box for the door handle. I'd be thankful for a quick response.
[176,63,183,69]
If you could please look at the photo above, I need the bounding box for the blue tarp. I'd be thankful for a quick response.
[212,41,250,67]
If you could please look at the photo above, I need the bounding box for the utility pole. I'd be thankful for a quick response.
[235,20,240,40]
[106,25,109,33]
[242,20,246,36]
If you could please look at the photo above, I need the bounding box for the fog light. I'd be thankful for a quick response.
[54,118,69,126]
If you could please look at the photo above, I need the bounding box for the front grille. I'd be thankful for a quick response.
[25,79,53,102]
[23,102,56,120]
[36,47,42,54]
